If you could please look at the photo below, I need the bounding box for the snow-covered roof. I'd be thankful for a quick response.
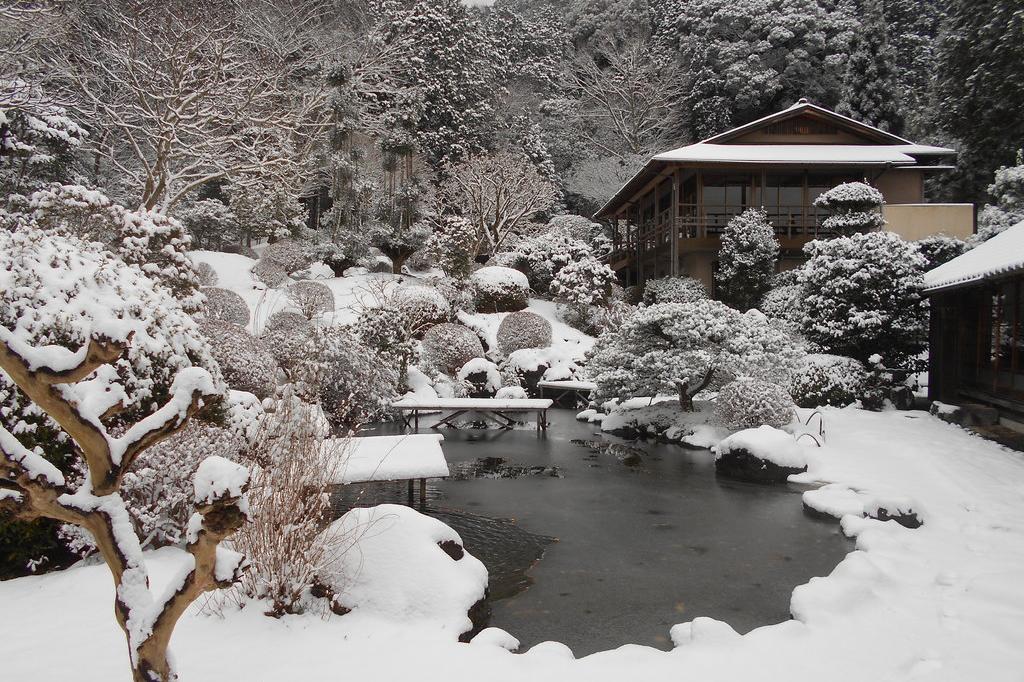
[924,220,1024,292]
[652,144,941,165]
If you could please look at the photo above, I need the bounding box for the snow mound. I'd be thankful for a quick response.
[322,504,488,636]
[524,641,575,659]
[193,456,249,505]
[470,627,520,651]
[802,484,866,519]
[670,617,740,647]
[716,426,807,469]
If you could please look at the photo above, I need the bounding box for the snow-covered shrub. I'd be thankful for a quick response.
[196,261,218,286]
[200,287,250,326]
[0,222,224,573]
[716,378,796,430]
[199,318,278,398]
[588,300,802,412]
[0,85,85,196]
[758,284,803,334]
[370,219,432,273]
[320,504,488,635]
[286,280,335,320]
[355,306,416,379]
[262,239,311,274]
[495,386,528,400]
[915,235,967,270]
[422,323,485,375]
[394,284,451,334]
[715,208,779,311]
[425,215,478,280]
[505,229,593,293]
[28,184,203,311]
[229,395,344,617]
[814,181,886,234]
[457,358,503,397]
[788,354,869,408]
[228,182,305,243]
[972,159,1024,244]
[302,240,353,276]
[425,275,477,314]
[642,276,708,306]
[497,311,553,356]
[800,231,927,367]
[501,347,582,397]
[549,256,617,307]
[470,266,530,312]
[261,312,313,372]
[590,300,637,336]
[300,327,399,431]
[252,259,290,288]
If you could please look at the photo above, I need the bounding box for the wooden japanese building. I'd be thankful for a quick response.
[926,220,1024,422]
[595,99,974,290]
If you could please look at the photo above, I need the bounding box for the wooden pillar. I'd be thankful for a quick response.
[671,170,680,277]
[696,170,704,238]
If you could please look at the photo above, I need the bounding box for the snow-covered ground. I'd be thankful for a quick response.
[4,406,1024,680]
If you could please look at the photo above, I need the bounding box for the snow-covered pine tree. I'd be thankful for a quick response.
[814,181,886,234]
[715,208,779,311]
[837,0,903,134]
[799,231,927,367]
[972,155,1024,244]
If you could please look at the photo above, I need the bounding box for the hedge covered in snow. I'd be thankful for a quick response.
[252,259,290,288]
[261,238,311,274]
[497,310,553,356]
[789,354,869,408]
[470,266,530,312]
[261,311,313,372]
[422,323,485,375]
[200,287,250,326]
[716,378,796,429]
[394,284,451,333]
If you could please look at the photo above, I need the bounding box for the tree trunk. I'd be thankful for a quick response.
[673,379,695,412]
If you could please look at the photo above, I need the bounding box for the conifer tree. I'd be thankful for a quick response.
[837,0,903,133]
[715,208,779,312]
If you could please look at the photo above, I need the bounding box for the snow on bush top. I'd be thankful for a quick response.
[789,353,868,408]
[471,266,529,290]
[200,287,250,326]
[457,358,502,393]
[813,181,885,209]
[0,224,223,424]
[497,310,552,356]
[261,239,310,274]
[252,259,290,288]
[263,310,311,337]
[716,425,806,468]
[716,378,795,430]
[321,504,488,634]
[394,284,451,332]
[550,256,617,307]
[422,323,485,375]
[286,280,335,320]
[642,276,708,306]
[471,266,530,312]
[193,455,249,505]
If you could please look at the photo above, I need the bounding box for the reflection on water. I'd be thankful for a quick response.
[346,411,852,656]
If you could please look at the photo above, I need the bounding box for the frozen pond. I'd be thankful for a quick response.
[335,409,851,655]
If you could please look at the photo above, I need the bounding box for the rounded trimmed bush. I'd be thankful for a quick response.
[395,284,451,334]
[456,358,502,398]
[642,276,707,305]
[758,284,803,333]
[422,323,485,375]
[200,287,250,326]
[196,261,218,286]
[425,276,476,314]
[471,266,529,312]
[252,259,290,288]
[789,354,869,408]
[261,311,313,371]
[497,310,552,356]
[716,378,796,430]
[286,280,335,319]
[199,318,278,398]
[262,239,311,274]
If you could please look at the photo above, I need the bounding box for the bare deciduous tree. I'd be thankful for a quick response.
[564,39,684,157]
[438,152,558,255]
[47,1,328,211]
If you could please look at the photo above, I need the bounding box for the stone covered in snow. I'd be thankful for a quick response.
[715,425,808,483]
[320,504,488,638]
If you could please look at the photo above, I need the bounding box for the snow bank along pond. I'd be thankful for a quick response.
[333,409,852,655]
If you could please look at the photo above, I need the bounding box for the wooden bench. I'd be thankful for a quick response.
[538,380,597,408]
[392,397,553,432]
[322,434,449,507]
